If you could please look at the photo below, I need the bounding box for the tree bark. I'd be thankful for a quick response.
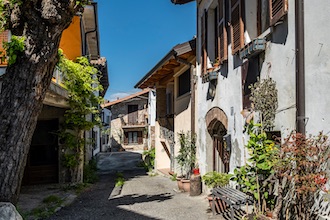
[0,0,80,204]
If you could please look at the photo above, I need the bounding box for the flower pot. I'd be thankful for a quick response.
[176,177,183,191]
[181,179,190,192]
[193,168,200,175]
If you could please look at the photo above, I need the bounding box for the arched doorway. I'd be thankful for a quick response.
[205,107,230,173]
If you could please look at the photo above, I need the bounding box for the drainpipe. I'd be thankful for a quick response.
[295,0,306,134]
[84,2,100,59]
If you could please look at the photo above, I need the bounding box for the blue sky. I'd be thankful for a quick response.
[95,0,196,101]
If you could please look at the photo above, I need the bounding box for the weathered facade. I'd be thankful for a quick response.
[135,39,196,173]
[103,89,155,151]
[173,0,330,178]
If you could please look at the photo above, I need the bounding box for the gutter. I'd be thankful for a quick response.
[84,2,100,59]
[295,0,306,134]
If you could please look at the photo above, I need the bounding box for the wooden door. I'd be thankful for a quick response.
[128,105,138,125]
[22,119,59,185]
[213,136,229,173]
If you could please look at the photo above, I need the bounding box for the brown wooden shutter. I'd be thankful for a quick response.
[138,131,143,144]
[218,0,228,63]
[201,10,208,75]
[0,30,8,66]
[241,61,251,109]
[231,0,244,55]
[269,0,288,26]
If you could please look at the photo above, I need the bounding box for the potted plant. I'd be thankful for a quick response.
[175,131,196,192]
[202,171,232,214]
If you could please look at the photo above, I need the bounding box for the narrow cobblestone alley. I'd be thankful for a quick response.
[46,152,212,220]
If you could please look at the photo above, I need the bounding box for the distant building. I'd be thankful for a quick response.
[103,89,156,151]
[135,39,196,174]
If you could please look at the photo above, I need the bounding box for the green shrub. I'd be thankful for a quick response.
[202,171,231,188]
[142,147,155,172]
[115,172,125,187]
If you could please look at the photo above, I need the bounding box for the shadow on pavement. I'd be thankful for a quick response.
[46,170,168,220]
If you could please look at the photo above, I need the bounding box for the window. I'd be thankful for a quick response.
[217,0,228,63]
[178,69,191,97]
[258,0,270,35]
[231,0,244,54]
[166,92,173,115]
[0,30,8,66]
[124,131,143,144]
[269,0,288,26]
[128,105,138,125]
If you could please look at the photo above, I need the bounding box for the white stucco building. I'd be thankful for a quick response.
[171,0,330,178]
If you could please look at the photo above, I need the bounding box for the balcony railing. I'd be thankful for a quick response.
[121,111,147,127]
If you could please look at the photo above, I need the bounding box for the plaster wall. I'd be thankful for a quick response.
[304,0,330,134]
[196,0,299,177]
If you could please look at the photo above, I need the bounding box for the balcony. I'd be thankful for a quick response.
[121,111,147,129]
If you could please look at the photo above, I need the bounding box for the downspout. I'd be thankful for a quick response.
[84,2,100,58]
[295,0,306,134]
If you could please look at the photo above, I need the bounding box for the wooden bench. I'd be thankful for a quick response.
[211,187,252,220]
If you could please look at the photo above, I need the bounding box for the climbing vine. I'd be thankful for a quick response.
[249,77,278,131]
[58,49,103,182]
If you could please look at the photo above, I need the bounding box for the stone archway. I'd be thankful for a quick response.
[205,107,229,173]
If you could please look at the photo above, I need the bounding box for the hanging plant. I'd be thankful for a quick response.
[249,77,278,131]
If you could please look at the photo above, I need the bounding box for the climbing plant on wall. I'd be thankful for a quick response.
[249,77,278,131]
[58,49,103,183]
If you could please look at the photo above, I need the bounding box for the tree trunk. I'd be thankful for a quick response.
[0,0,80,204]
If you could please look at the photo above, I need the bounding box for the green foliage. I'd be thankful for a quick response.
[202,171,232,188]
[27,195,63,220]
[141,147,155,172]
[176,131,196,179]
[170,173,177,181]
[57,50,103,179]
[273,132,330,219]
[83,158,99,183]
[232,122,278,212]
[3,35,25,65]
[249,77,278,131]
[115,172,125,187]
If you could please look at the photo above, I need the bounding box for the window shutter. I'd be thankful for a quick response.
[231,0,244,55]
[201,10,208,75]
[218,0,228,63]
[0,30,8,66]
[138,131,143,144]
[269,0,288,26]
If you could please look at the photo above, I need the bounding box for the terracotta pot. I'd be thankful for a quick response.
[176,177,183,191]
[181,179,190,192]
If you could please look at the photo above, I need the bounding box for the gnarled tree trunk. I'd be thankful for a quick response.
[0,0,81,204]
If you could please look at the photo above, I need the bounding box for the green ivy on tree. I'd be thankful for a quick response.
[58,49,103,183]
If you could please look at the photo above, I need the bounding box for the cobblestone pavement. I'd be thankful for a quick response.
[47,169,214,220]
